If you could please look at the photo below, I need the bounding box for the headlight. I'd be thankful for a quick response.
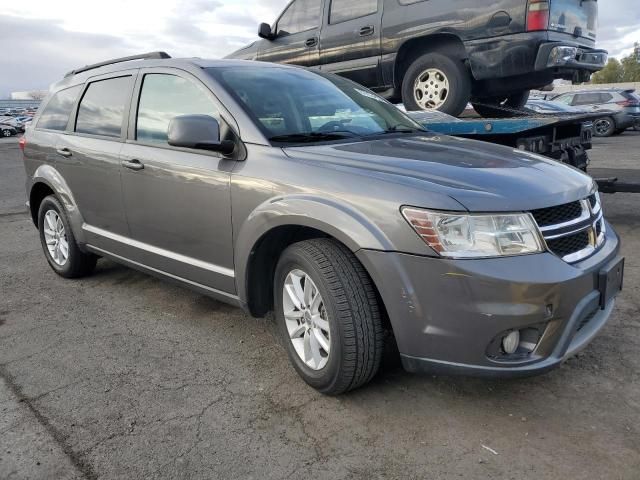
[401,207,544,258]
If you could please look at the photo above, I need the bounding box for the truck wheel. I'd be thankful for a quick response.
[38,195,97,278]
[274,239,384,395]
[472,91,530,118]
[593,117,615,137]
[401,52,471,116]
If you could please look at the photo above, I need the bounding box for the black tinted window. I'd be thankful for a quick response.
[574,93,601,105]
[75,76,132,137]
[136,74,220,144]
[330,0,377,23]
[599,93,613,102]
[278,0,321,35]
[37,86,81,131]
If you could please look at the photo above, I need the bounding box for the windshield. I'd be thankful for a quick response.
[207,66,424,143]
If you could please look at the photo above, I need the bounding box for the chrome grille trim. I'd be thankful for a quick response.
[534,194,605,263]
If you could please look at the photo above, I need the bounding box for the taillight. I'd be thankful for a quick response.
[19,136,26,152]
[617,100,640,107]
[526,0,550,32]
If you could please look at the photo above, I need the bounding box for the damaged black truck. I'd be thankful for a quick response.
[228,0,606,117]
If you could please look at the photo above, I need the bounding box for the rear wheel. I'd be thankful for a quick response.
[38,195,97,278]
[472,91,531,118]
[593,117,616,137]
[401,52,471,117]
[274,239,384,395]
[2,129,12,137]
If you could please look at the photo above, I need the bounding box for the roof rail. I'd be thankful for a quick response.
[64,51,171,78]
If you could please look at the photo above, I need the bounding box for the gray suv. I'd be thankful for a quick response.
[22,53,624,394]
[552,89,640,136]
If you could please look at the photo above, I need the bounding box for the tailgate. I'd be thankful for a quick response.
[548,0,597,41]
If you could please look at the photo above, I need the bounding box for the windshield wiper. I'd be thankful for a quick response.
[365,125,424,137]
[268,131,358,143]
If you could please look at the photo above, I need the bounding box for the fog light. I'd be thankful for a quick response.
[502,331,520,354]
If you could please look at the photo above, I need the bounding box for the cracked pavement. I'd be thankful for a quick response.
[1,134,639,479]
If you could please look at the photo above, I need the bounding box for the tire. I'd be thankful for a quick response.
[593,117,616,137]
[401,52,472,117]
[472,91,531,118]
[2,129,11,137]
[38,195,97,278]
[274,239,384,395]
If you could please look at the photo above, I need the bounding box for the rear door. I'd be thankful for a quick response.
[118,68,237,294]
[257,0,323,67]
[56,73,135,246]
[319,0,382,87]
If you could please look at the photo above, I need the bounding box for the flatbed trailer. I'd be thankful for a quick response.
[408,110,640,194]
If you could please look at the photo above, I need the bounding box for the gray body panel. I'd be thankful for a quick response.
[23,58,619,377]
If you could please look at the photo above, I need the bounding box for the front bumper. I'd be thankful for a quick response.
[357,223,621,377]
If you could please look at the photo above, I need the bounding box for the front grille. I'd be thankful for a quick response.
[531,201,583,227]
[546,231,590,258]
[577,308,598,332]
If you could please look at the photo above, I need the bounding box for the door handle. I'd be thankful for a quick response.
[56,147,72,158]
[359,25,375,37]
[305,37,318,47]
[121,159,145,171]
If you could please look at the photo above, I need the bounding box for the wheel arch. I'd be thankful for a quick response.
[394,33,469,89]
[234,196,394,319]
[29,165,86,243]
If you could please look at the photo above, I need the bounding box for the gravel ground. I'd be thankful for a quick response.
[1,133,639,479]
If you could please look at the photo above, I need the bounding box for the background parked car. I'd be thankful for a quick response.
[0,124,17,137]
[551,89,638,136]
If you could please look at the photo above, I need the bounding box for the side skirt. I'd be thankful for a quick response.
[86,245,243,309]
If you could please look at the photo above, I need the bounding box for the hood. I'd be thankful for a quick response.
[283,134,594,212]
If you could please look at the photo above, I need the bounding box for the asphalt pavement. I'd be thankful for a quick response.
[1,133,639,479]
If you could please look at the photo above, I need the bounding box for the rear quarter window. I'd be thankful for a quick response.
[75,76,133,138]
[37,86,82,131]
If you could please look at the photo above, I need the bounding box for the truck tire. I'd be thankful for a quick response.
[472,91,530,118]
[38,195,97,278]
[593,117,616,137]
[274,238,384,395]
[401,52,471,117]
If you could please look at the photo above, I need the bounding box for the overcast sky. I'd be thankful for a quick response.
[1,0,638,97]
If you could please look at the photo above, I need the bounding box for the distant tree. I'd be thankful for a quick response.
[592,58,624,84]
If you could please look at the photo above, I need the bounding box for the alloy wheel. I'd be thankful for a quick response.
[413,68,450,110]
[43,210,69,266]
[282,269,331,371]
[594,118,613,136]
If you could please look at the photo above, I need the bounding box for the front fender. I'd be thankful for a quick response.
[233,194,396,304]
[31,164,87,245]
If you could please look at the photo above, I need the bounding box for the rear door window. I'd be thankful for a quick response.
[598,93,613,103]
[573,93,601,106]
[136,73,221,144]
[75,76,133,138]
[37,86,82,131]
[330,0,378,24]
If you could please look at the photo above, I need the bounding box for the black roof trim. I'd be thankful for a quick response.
[64,51,171,78]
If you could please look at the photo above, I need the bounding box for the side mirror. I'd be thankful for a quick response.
[168,115,235,155]
[258,22,274,40]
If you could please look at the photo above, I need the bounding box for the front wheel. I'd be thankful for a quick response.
[274,239,384,395]
[472,91,531,118]
[401,52,472,117]
[2,129,12,137]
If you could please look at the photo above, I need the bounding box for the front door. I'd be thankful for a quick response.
[119,69,236,294]
[258,0,323,67]
[319,0,383,87]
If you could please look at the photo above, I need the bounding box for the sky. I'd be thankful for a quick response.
[1,0,639,98]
